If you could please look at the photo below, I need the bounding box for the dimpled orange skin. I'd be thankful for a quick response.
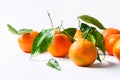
[69,38,98,66]
[105,34,120,56]
[102,28,120,40]
[113,39,120,61]
[47,33,72,57]
[18,31,38,53]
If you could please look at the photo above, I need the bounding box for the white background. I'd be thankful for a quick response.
[0,0,120,80]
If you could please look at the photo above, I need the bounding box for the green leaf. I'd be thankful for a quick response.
[80,23,92,41]
[61,28,77,42]
[80,23,90,32]
[7,24,18,35]
[86,34,96,45]
[97,53,102,62]
[18,29,32,35]
[79,15,106,30]
[7,24,33,35]
[47,58,61,71]
[31,28,55,56]
[92,28,106,56]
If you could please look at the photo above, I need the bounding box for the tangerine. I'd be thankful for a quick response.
[47,33,72,57]
[102,28,120,40]
[113,39,120,61]
[18,31,38,53]
[69,38,98,66]
[105,34,120,56]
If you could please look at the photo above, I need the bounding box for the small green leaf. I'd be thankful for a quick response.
[79,15,106,30]
[47,58,61,71]
[80,23,92,39]
[97,53,102,62]
[87,34,96,45]
[61,28,77,42]
[7,24,33,35]
[18,29,32,35]
[31,28,55,56]
[7,24,18,35]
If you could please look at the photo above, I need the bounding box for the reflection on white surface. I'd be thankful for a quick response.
[0,47,120,80]
[1,0,120,80]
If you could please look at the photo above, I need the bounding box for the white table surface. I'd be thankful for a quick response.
[1,0,120,80]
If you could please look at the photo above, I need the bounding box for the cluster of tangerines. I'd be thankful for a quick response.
[48,29,98,67]
[7,14,120,67]
[11,28,98,66]
[8,26,120,66]
[102,28,120,61]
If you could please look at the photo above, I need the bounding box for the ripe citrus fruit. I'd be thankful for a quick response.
[47,33,72,57]
[102,28,120,40]
[73,30,83,41]
[69,38,98,66]
[105,34,120,56]
[18,31,38,53]
[113,39,120,61]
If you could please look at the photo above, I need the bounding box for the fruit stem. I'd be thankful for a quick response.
[59,20,63,33]
[77,16,81,29]
[60,21,74,42]
[47,12,54,28]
